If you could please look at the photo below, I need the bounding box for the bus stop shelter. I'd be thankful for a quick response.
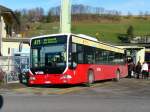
[118,46,145,64]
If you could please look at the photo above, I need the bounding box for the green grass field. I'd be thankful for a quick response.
[27,17,150,43]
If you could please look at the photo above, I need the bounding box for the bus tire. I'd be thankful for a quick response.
[19,73,23,83]
[114,70,120,82]
[86,70,94,87]
[27,82,32,87]
[26,77,32,87]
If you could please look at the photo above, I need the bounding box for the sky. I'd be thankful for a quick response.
[0,0,150,15]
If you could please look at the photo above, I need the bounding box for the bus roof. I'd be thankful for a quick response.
[30,33,125,53]
[72,34,125,53]
[30,33,98,41]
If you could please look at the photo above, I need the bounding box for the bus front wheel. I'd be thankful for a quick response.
[86,70,94,86]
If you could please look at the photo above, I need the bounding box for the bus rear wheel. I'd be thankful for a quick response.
[114,70,120,82]
[86,70,94,86]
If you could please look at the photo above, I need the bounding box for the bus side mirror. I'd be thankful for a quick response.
[69,62,77,69]
[72,62,77,68]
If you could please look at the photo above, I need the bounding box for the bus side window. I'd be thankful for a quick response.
[102,51,109,64]
[95,49,103,64]
[113,53,124,64]
[77,45,84,64]
[69,43,77,69]
[72,44,77,63]
[108,52,115,64]
[84,46,95,64]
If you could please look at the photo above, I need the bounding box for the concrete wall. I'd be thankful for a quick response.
[1,41,30,56]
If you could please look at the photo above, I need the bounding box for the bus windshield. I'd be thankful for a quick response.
[30,35,67,74]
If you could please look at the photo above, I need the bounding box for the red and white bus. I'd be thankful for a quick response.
[27,34,128,86]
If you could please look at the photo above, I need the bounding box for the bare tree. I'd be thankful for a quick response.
[127,11,132,18]
[27,7,44,22]
[139,11,144,18]
[144,11,149,18]
[46,9,52,22]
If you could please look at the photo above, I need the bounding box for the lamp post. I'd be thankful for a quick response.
[60,0,71,33]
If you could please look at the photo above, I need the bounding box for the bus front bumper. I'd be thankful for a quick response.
[28,74,74,85]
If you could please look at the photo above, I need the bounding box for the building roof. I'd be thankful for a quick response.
[0,5,11,12]
[0,5,20,25]
[2,38,30,44]
[117,45,145,50]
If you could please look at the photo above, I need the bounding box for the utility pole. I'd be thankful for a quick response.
[60,0,71,33]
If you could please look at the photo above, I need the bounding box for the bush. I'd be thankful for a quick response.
[117,34,130,43]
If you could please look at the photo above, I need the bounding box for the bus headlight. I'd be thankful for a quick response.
[61,75,72,79]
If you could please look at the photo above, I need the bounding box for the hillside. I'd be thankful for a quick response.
[25,17,150,43]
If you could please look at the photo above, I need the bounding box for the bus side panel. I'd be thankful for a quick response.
[90,65,117,81]
[120,64,128,77]
[73,64,90,83]
[88,64,127,81]
[73,64,127,83]
[93,65,116,80]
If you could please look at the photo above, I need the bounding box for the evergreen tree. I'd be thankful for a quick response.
[127,25,134,41]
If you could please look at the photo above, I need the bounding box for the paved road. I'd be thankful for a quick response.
[0,78,150,112]
[1,94,150,112]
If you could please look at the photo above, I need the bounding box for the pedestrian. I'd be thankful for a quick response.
[135,61,141,79]
[141,62,149,79]
[128,61,135,78]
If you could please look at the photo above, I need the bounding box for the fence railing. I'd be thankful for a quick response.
[0,56,29,84]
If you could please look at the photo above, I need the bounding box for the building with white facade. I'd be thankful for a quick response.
[0,5,30,56]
